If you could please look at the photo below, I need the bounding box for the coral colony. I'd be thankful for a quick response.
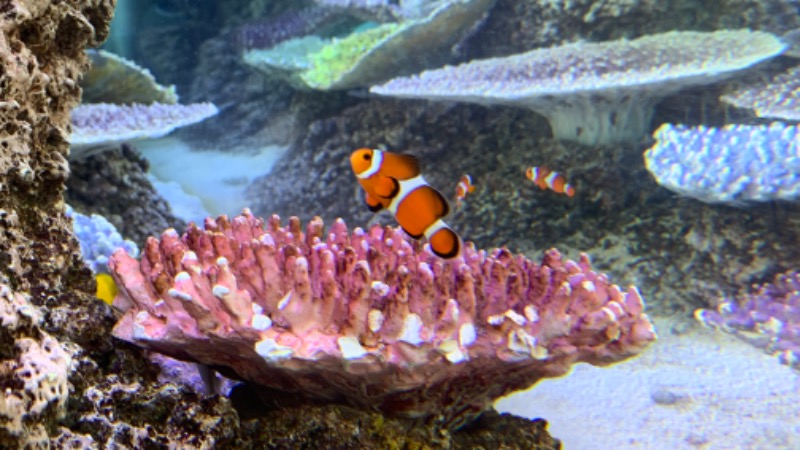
[696,270,800,369]
[110,209,656,428]
[371,29,785,145]
[644,122,800,204]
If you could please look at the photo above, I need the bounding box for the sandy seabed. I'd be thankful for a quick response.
[496,316,800,450]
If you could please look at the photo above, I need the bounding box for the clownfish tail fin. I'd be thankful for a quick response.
[425,220,461,259]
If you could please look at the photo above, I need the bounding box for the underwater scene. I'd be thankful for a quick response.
[2,0,800,448]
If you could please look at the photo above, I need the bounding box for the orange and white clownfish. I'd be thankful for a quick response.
[350,148,461,259]
[525,166,575,197]
[454,174,476,209]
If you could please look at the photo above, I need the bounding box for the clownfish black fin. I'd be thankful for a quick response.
[364,193,383,212]
[401,226,424,239]
[431,187,450,217]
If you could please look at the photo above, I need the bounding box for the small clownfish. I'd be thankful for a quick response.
[95,273,118,305]
[454,174,476,209]
[525,166,575,198]
[350,148,461,259]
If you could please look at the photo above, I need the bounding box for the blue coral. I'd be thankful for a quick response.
[644,122,800,204]
[66,205,139,274]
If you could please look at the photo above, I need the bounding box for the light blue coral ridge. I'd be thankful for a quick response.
[644,122,800,204]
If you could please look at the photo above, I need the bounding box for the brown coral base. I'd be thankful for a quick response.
[232,382,561,450]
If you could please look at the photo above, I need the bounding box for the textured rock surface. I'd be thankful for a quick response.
[0,0,114,341]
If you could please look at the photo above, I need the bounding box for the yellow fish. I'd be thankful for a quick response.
[96,273,118,305]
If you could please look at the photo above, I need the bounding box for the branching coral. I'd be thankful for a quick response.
[110,210,655,428]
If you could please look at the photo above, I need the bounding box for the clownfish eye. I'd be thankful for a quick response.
[363,153,371,160]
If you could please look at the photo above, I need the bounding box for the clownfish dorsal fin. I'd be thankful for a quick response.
[394,153,420,173]
[382,152,421,180]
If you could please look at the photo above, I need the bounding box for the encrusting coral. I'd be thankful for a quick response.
[110,209,656,428]
[0,284,73,448]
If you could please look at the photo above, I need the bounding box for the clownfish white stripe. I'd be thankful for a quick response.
[357,149,384,179]
[544,172,559,188]
[423,219,449,240]
[388,175,429,215]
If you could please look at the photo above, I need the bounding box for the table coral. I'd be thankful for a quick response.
[262,0,497,90]
[371,29,785,145]
[69,102,219,156]
[110,209,656,428]
[644,122,800,204]
[721,64,800,121]
[81,49,179,105]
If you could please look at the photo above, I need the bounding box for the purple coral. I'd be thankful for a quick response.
[69,102,218,155]
[696,270,800,368]
[233,7,340,52]
[110,210,655,428]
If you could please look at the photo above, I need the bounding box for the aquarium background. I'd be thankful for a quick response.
[79,0,800,447]
[1,0,799,448]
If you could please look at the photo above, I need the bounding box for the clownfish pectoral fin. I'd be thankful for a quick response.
[364,192,383,212]
[373,176,400,199]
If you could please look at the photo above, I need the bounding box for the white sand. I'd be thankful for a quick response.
[495,316,800,449]
[137,137,287,217]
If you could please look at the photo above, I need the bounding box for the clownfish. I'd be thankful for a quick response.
[95,272,118,305]
[525,166,575,197]
[350,148,461,259]
[455,174,476,209]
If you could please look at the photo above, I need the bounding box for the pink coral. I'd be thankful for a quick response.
[110,210,655,427]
